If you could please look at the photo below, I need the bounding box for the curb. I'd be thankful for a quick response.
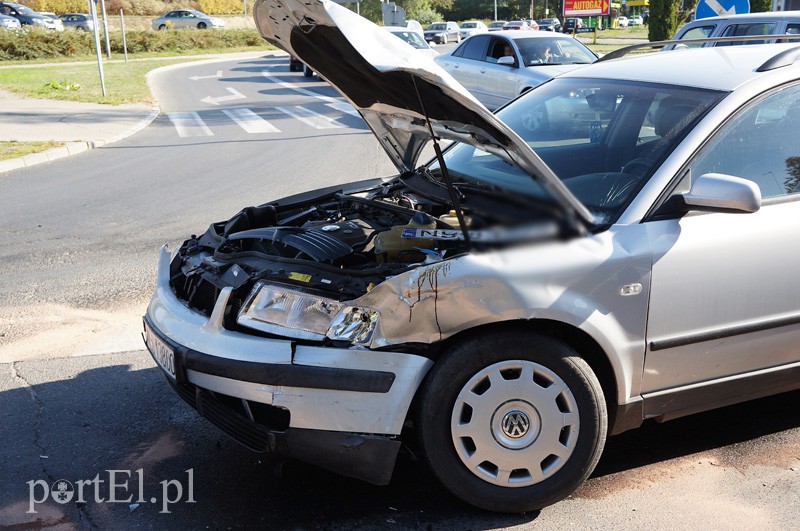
[0,105,160,175]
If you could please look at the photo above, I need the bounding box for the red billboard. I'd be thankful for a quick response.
[563,0,610,16]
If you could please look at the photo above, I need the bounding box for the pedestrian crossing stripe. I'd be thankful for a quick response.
[166,105,356,137]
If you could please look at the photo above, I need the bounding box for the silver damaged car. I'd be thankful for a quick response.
[143,0,800,513]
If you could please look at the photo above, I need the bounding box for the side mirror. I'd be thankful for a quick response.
[497,56,515,66]
[681,173,761,213]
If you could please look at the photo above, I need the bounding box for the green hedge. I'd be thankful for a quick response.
[0,27,267,59]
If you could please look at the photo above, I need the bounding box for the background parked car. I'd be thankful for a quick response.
[459,20,487,39]
[618,15,629,27]
[152,9,225,30]
[0,2,62,30]
[434,32,597,109]
[562,17,584,33]
[488,20,507,31]
[405,19,423,36]
[385,25,439,58]
[631,15,644,25]
[59,13,93,31]
[0,12,19,29]
[423,21,460,44]
[538,17,562,31]
[503,20,536,31]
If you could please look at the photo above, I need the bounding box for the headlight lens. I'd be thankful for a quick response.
[238,282,379,344]
[327,307,379,344]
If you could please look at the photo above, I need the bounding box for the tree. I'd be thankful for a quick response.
[648,0,679,41]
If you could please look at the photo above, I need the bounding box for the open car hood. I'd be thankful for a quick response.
[253,0,595,226]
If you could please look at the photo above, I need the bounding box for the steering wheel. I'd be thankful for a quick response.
[621,157,653,176]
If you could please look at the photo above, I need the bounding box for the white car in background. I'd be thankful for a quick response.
[618,15,629,27]
[459,20,487,39]
[384,25,439,58]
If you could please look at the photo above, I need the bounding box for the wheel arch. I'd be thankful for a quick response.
[412,318,640,435]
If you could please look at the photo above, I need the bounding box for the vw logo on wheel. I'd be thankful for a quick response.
[501,410,530,439]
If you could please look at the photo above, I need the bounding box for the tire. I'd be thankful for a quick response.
[442,34,448,45]
[303,64,314,77]
[456,33,461,42]
[197,22,207,29]
[417,330,607,512]
[158,24,167,30]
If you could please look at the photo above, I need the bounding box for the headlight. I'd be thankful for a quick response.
[238,282,379,344]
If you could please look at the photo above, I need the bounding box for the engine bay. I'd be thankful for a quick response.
[169,171,567,319]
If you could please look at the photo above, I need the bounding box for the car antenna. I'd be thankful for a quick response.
[411,76,472,249]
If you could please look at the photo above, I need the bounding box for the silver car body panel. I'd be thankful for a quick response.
[252,0,595,226]
[147,246,433,435]
[434,33,591,110]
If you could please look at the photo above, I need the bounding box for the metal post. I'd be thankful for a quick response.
[494,0,497,21]
[89,0,106,97]
[99,0,111,58]
[120,9,127,62]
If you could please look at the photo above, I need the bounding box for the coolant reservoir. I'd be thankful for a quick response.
[439,209,472,229]
[374,212,436,262]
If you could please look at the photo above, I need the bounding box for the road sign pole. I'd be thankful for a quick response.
[88,0,106,97]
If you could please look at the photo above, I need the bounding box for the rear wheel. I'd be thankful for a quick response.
[197,22,207,29]
[417,330,607,512]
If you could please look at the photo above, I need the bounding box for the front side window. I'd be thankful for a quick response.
[688,83,800,198]
[678,25,715,47]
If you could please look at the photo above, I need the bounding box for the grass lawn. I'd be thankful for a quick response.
[0,141,63,161]
[0,60,192,104]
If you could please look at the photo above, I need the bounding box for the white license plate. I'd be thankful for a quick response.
[145,323,176,380]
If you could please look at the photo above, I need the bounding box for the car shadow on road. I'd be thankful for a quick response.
[2,357,797,529]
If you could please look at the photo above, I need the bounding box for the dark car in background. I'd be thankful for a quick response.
[0,2,62,29]
[424,21,460,44]
[59,13,93,31]
[538,17,562,31]
[562,17,584,33]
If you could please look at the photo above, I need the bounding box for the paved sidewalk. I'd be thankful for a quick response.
[0,89,158,174]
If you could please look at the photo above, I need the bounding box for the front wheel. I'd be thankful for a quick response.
[442,34,448,45]
[303,64,314,77]
[197,22,207,29]
[417,330,607,512]
[158,24,167,30]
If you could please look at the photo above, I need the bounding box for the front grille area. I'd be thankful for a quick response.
[166,377,289,453]
[171,270,219,316]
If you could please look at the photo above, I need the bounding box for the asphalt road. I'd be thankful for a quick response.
[1,53,799,530]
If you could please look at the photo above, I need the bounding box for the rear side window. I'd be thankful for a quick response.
[716,22,776,45]
[457,35,489,60]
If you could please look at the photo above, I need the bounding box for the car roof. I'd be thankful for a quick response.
[493,31,575,42]
[562,43,800,91]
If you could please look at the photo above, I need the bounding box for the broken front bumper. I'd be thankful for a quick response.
[143,246,433,484]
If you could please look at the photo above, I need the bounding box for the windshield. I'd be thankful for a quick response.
[461,22,477,28]
[428,78,725,224]
[16,4,34,14]
[427,23,446,30]
[390,30,428,49]
[517,37,596,65]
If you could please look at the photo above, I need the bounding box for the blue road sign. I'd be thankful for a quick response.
[696,0,750,19]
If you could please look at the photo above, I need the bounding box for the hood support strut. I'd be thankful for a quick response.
[412,77,472,249]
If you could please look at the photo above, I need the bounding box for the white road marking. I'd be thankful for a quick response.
[167,112,213,137]
[189,70,223,81]
[201,87,246,106]
[222,108,281,133]
[324,101,360,118]
[262,71,342,105]
[275,106,346,129]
